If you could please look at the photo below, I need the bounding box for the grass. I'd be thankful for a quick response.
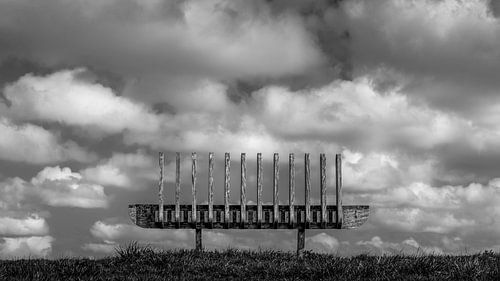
[0,242,499,280]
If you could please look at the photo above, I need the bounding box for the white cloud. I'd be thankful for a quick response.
[0,215,49,236]
[90,221,189,246]
[366,179,500,235]
[0,166,109,211]
[124,76,484,158]
[82,242,116,254]
[120,75,223,107]
[30,166,109,208]
[4,69,161,135]
[252,78,480,151]
[81,150,157,189]
[0,177,28,212]
[0,117,95,164]
[181,0,325,78]
[0,165,109,210]
[0,236,53,259]
[307,233,340,253]
[356,236,444,255]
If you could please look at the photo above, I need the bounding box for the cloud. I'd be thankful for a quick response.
[89,220,191,249]
[0,177,28,212]
[307,233,340,253]
[81,242,116,255]
[81,150,157,189]
[356,236,444,255]
[0,0,325,79]
[345,0,500,115]
[365,179,500,236]
[252,78,481,152]
[347,0,500,82]
[3,69,161,135]
[0,236,53,259]
[338,148,500,238]
[0,117,95,164]
[90,220,300,252]
[0,165,110,210]
[30,166,109,208]
[123,75,486,158]
[0,215,49,236]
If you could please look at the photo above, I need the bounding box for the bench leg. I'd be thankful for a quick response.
[297,228,305,257]
[195,228,202,251]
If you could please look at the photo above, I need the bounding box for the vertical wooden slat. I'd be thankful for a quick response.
[158,152,164,222]
[257,153,263,225]
[240,153,247,225]
[208,152,214,224]
[273,153,279,225]
[320,153,327,227]
[289,153,295,226]
[175,152,181,225]
[336,153,343,228]
[192,152,197,223]
[224,153,230,226]
[304,153,311,226]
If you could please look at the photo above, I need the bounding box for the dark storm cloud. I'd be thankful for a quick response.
[0,0,354,101]
[0,0,345,81]
[345,0,500,115]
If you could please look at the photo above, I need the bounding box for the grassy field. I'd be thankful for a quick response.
[0,243,499,280]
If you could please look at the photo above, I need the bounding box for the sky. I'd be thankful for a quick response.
[1,0,500,259]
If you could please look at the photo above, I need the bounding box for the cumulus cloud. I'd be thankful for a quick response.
[0,236,54,259]
[81,150,157,189]
[335,147,500,240]
[90,220,300,252]
[123,75,487,158]
[356,236,444,255]
[81,242,116,255]
[0,215,49,236]
[0,165,109,210]
[307,233,340,253]
[30,166,109,208]
[364,179,500,236]
[89,220,191,249]
[0,117,95,164]
[0,177,29,212]
[252,78,483,153]
[3,69,161,135]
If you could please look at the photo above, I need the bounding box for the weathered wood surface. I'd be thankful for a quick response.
[129,204,369,229]
[175,152,181,224]
[289,153,295,227]
[257,153,263,225]
[273,153,279,226]
[224,153,230,227]
[208,152,214,224]
[158,152,164,222]
[192,152,197,223]
[320,153,326,226]
[336,154,343,227]
[304,153,311,225]
[240,153,247,226]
